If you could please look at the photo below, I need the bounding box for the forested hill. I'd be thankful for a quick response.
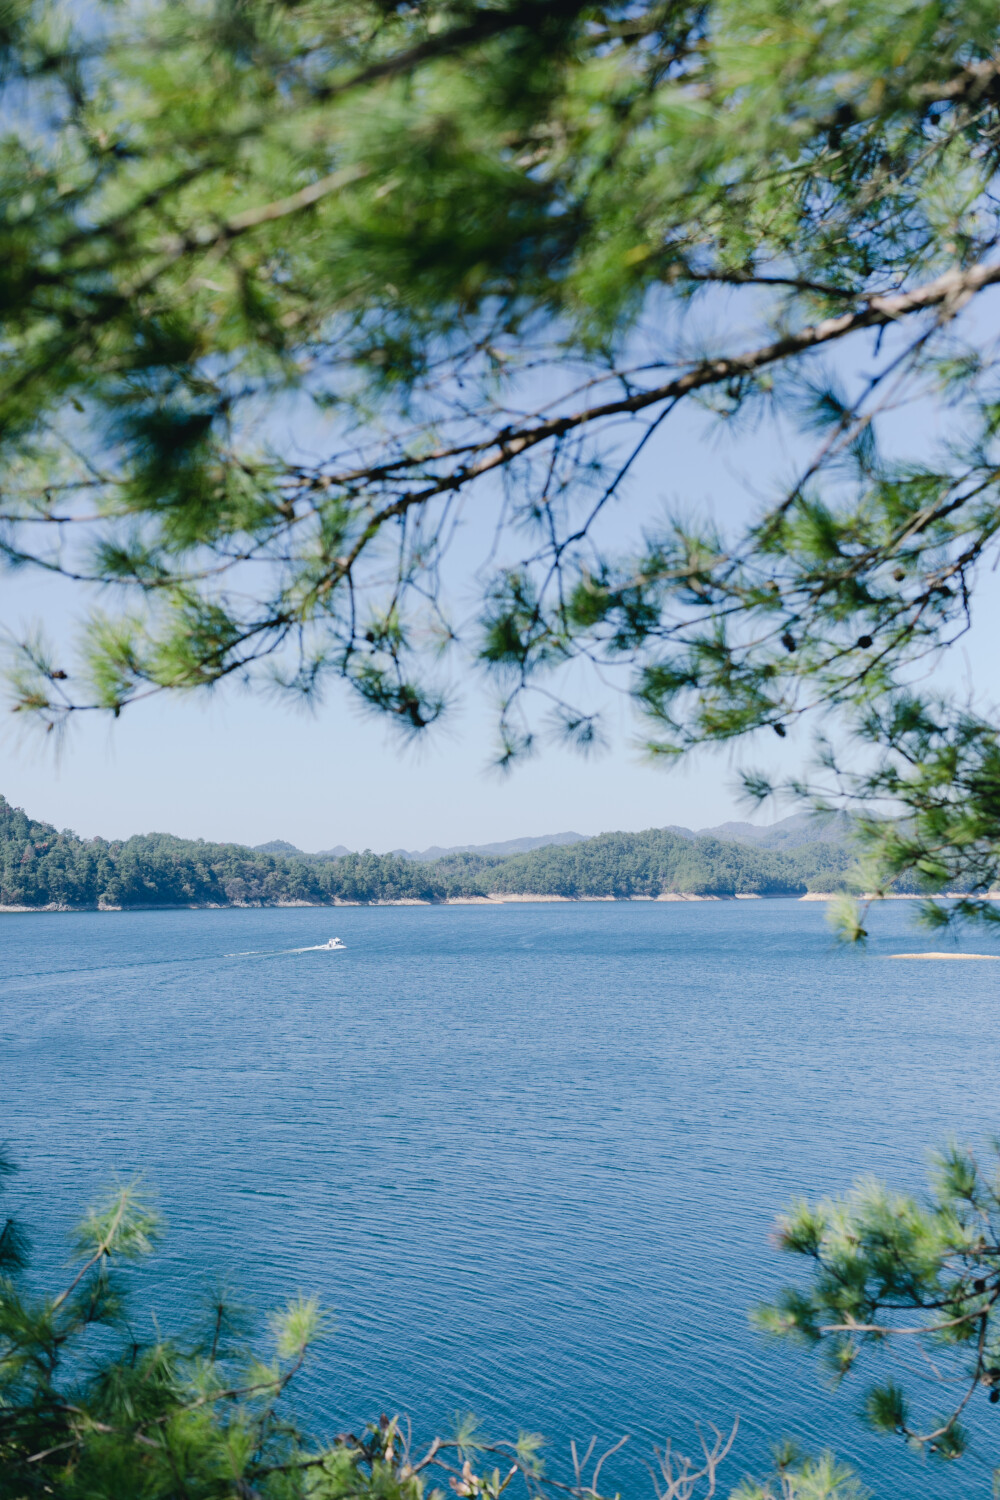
[481,828,855,898]
[0,796,858,909]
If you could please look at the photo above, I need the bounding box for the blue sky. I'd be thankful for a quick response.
[0,676,769,850]
[4,306,999,852]
[6,571,992,853]
[0,414,798,849]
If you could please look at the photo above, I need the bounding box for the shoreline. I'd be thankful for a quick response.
[0,893,799,912]
[0,891,978,913]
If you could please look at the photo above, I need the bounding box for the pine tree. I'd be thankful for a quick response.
[758,1140,1000,1480]
[0,1148,770,1500]
[1,1,1000,907]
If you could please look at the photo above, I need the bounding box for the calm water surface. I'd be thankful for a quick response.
[4,900,1000,1496]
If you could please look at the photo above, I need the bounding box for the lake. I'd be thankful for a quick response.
[3,899,1000,1496]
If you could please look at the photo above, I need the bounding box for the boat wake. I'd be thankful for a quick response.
[225,938,347,958]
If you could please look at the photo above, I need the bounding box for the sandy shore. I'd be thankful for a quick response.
[0,892,839,911]
[799,892,1000,902]
[887,952,1000,961]
[3,890,991,912]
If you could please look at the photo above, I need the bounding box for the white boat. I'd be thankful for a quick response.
[317,937,346,951]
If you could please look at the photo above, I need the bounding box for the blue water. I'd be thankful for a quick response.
[4,900,1000,1496]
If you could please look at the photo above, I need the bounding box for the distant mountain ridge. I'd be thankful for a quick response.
[389,831,587,861]
[256,813,851,860]
[668,811,854,851]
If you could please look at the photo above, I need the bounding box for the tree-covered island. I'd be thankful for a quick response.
[0,796,857,908]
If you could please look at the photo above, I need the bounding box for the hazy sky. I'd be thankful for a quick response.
[3,313,997,852]
[1,678,777,850]
[0,396,809,849]
[0,449,794,848]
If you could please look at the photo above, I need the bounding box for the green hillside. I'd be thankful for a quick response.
[0,796,857,909]
[484,828,854,898]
